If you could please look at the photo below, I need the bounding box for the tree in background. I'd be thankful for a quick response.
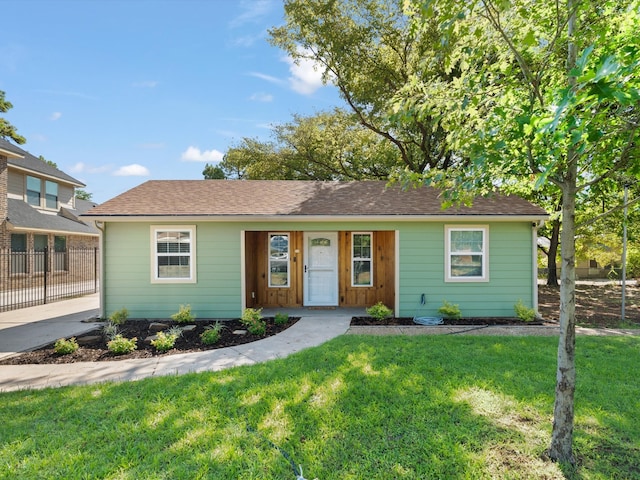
[220,109,399,180]
[202,163,226,179]
[402,0,639,463]
[0,90,26,144]
[75,189,93,201]
[270,0,462,174]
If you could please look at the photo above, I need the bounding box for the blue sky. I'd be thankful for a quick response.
[1,0,341,203]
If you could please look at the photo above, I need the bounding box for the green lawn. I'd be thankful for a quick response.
[1,335,639,479]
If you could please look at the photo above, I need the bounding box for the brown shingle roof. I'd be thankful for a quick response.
[83,180,547,218]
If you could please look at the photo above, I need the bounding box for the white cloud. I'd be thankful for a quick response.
[114,164,150,176]
[70,162,111,174]
[229,0,273,28]
[181,146,224,163]
[249,71,284,86]
[50,112,62,121]
[132,80,158,88]
[284,49,327,95]
[249,92,274,102]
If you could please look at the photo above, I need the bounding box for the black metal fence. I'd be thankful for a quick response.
[0,247,98,312]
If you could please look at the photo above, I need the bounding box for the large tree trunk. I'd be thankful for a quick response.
[546,219,561,287]
[548,179,577,464]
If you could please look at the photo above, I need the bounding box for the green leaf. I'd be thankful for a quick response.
[571,45,594,77]
[592,55,621,82]
[523,29,536,47]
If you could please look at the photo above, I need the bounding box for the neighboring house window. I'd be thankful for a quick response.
[269,233,289,287]
[54,236,67,271]
[34,234,48,273]
[10,234,27,274]
[352,232,373,287]
[151,226,196,283]
[445,226,489,282]
[45,181,58,209]
[26,176,41,206]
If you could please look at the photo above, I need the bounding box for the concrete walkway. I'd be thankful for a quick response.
[0,299,353,392]
[1,297,638,393]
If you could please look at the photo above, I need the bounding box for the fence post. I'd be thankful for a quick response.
[43,246,48,304]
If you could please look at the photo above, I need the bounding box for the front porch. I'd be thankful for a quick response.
[244,230,396,310]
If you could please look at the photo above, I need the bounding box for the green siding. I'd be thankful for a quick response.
[102,220,536,319]
[103,222,243,318]
[398,222,535,318]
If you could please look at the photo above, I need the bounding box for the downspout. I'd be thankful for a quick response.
[532,219,545,314]
[95,221,106,319]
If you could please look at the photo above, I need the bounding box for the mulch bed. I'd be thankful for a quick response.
[2,284,637,365]
[0,317,299,365]
[351,317,543,326]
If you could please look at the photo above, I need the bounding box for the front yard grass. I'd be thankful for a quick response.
[1,335,638,479]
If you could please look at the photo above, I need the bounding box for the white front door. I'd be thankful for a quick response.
[304,232,338,306]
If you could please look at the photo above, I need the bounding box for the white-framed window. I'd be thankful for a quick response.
[26,176,41,206]
[445,226,489,282]
[151,226,196,283]
[269,233,289,287]
[352,232,373,287]
[45,181,58,209]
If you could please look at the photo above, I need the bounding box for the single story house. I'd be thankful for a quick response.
[82,180,548,319]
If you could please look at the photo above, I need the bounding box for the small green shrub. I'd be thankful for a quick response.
[171,304,195,324]
[151,331,178,352]
[366,302,393,321]
[514,300,537,322]
[438,300,462,319]
[107,335,137,355]
[247,320,266,336]
[109,308,129,326]
[274,312,289,325]
[241,308,263,323]
[102,323,119,340]
[241,308,266,336]
[54,337,79,355]
[200,322,223,345]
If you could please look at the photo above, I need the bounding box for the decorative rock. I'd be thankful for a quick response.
[143,335,158,345]
[179,325,197,332]
[149,322,170,333]
[232,330,247,335]
[76,335,102,346]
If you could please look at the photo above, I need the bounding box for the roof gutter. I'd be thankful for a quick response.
[81,213,549,223]
[0,147,24,159]
[6,223,99,236]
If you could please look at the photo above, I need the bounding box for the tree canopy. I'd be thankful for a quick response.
[0,90,25,145]
[270,0,462,174]
[220,109,399,180]
[400,0,640,463]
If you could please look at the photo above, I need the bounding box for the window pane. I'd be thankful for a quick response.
[27,176,41,206]
[451,254,483,277]
[353,234,371,259]
[11,234,27,252]
[34,235,48,251]
[353,260,372,286]
[451,230,483,253]
[158,256,190,278]
[45,181,58,209]
[269,234,289,287]
[54,236,66,252]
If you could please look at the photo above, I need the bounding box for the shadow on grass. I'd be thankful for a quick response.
[1,335,638,479]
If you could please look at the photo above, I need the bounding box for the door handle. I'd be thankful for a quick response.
[304,265,307,273]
